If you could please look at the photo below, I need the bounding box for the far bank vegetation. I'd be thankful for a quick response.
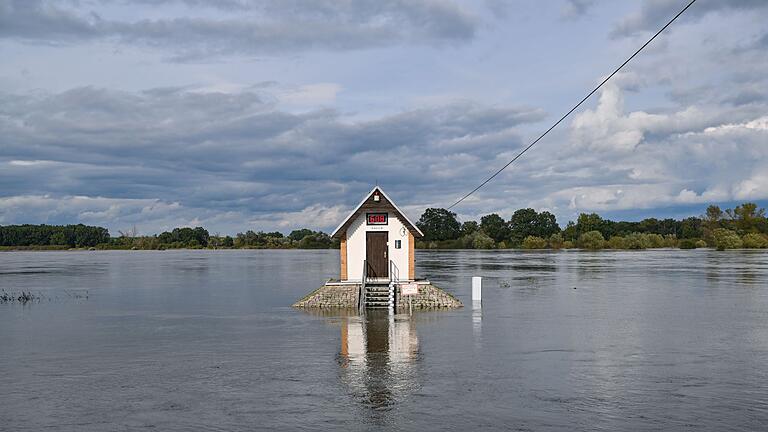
[2,203,767,252]
[0,225,336,251]
[414,203,768,251]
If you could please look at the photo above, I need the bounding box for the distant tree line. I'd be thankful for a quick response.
[416,203,768,250]
[229,229,335,249]
[0,225,336,250]
[4,203,767,251]
[111,227,336,250]
[0,224,110,248]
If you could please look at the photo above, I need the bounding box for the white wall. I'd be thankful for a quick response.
[345,211,411,281]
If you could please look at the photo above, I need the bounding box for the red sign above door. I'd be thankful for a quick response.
[366,212,388,225]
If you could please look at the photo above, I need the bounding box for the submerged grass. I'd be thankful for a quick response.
[0,289,88,304]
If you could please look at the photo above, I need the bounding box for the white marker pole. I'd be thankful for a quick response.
[472,276,482,303]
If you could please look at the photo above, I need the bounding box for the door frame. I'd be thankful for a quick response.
[365,231,389,278]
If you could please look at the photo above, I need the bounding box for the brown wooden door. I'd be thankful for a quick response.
[366,232,388,278]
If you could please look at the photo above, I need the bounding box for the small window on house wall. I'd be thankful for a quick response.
[395,240,401,249]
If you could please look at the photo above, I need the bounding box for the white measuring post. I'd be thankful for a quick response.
[472,276,482,303]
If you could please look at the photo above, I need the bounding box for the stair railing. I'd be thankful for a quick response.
[389,260,400,284]
[389,260,400,313]
[358,259,367,312]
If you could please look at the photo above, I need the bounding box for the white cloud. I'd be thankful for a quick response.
[543,82,768,220]
[569,81,724,154]
[734,173,768,200]
[278,83,342,107]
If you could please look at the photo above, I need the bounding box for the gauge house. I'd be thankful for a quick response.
[332,186,422,283]
[293,186,462,311]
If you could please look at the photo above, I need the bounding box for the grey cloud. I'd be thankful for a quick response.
[562,0,596,18]
[0,85,544,232]
[612,0,768,38]
[754,32,768,49]
[0,0,478,58]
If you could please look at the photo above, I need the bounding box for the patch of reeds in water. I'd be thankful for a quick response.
[0,289,88,304]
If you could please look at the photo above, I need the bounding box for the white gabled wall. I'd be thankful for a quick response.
[345,211,411,282]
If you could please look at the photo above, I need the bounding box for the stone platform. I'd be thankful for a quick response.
[292,279,462,309]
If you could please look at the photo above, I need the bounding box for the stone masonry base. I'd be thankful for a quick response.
[292,280,462,309]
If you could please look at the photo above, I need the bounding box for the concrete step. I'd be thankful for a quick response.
[365,298,392,304]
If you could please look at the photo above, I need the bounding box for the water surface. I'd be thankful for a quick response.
[1,249,767,431]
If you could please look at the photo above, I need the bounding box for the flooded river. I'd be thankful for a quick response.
[1,249,767,431]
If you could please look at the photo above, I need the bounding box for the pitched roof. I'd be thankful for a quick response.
[331,186,424,238]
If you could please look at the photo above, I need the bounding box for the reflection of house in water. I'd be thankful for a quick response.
[339,311,420,412]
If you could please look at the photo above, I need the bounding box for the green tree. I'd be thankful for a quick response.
[298,232,332,249]
[680,217,703,239]
[742,233,768,248]
[574,213,605,238]
[536,211,561,238]
[646,233,665,248]
[522,236,547,249]
[461,231,495,249]
[508,208,537,245]
[548,233,564,249]
[460,221,479,237]
[480,213,509,243]
[679,238,699,249]
[702,205,724,239]
[624,233,650,249]
[288,229,313,241]
[578,231,605,250]
[607,236,627,249]
[562,221,577,241]
[49,232,67,246]
[158,227,209,247]
[416,208,461,241]
[712,228,742,250]
[731,203,766,233]
[508,209,560,246]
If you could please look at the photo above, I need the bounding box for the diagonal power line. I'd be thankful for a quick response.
[443,0,698,212]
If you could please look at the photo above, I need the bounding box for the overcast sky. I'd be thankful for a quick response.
[1,0,767,235]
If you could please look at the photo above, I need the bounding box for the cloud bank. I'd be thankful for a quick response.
[0,0,478,59]
[0,85,545,233]
[1,0,768,234]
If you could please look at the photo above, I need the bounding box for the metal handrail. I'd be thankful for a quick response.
[389,260,400,312]
[389,260,400,284]
[359,259,367,312]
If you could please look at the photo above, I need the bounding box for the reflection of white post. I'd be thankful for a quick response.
[346,319,366,364]
[472,277,482,303]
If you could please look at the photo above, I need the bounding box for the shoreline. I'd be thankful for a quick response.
[3,246,766,252]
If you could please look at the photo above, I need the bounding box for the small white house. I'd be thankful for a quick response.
[331,187,423,282]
